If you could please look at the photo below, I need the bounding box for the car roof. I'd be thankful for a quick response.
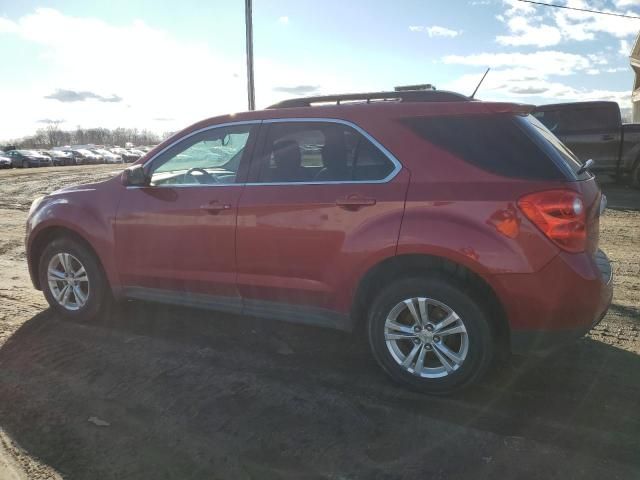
[142,93,534,163]
[185,99,533,129]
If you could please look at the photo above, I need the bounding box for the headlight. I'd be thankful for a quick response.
[29,196,45,216]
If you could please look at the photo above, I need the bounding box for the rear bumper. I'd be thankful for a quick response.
[492,249,613,354]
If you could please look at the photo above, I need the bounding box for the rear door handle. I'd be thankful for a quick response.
[200,201,231,213]
[336,195,376,209]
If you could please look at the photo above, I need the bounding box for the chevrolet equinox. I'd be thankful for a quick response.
[25,90,613,394]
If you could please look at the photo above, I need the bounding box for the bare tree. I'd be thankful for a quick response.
[45,120,63,147]
[5,126,162,150]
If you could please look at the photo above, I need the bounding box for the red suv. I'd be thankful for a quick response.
[25,90,613,393]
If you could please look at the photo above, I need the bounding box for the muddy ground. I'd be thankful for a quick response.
[0,164,638,479]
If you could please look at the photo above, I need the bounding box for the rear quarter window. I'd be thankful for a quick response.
[401,114,566,181]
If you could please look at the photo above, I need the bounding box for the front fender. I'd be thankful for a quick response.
[26,179,122,292]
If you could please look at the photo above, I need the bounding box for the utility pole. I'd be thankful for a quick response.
[245,0,256,110]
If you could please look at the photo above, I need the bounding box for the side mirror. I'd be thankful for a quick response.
[121,164,150,187]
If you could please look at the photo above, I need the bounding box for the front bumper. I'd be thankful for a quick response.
[495,249,613,354]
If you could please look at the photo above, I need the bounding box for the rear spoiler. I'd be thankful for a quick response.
[483,102,534,115]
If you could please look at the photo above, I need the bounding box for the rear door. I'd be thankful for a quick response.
[533,103,620,172]
[235,119,409,326]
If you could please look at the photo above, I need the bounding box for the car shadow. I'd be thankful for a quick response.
[0,303,639,479]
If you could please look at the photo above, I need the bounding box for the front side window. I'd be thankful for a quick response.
[149,124,254,186]
[255,121,395,183]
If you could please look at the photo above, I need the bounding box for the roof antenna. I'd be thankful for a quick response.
[470,68,490,99]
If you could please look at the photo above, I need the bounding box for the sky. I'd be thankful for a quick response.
[0,0,639,141]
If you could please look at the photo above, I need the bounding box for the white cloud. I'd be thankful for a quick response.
[496,17,562,47]
[443,50,592,76]
[442,49,632,108]
[278,16,289,25]
[496,0,639,47]
[614,0,639,8]
[619,38,632,55]
[442,69,631,108]
[0,8,350,140]
[409,25,462,37]
[0,16,18,33]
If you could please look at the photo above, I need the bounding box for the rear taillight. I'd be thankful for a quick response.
[517,189,586,253]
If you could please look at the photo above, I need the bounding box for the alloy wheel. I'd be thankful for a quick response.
[384,297,469,378]
[47,253,90,311]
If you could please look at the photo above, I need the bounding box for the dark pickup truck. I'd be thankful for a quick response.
[533,101,640,186]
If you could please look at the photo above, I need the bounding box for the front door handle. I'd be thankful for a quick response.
[200,201,231,213]
[336,195,376,210]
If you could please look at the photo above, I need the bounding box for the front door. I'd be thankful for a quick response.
[115,122,258,310]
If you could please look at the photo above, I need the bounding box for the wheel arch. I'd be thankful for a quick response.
[351,254,510,354]
[29,225,107,291]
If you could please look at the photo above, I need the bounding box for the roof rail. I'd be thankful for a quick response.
[267,90,469,109]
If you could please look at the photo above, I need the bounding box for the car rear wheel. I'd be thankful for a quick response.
[367,276,494,394]
[39,237,109,321]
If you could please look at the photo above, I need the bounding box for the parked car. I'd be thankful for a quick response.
[49,150,76,166]
[0,153,11,169]
[110,147,139,163]
[92,148,123,164]
[128,148,146,159]
[70,149,102,165]
[25,89,612,394]
[533,101,640,186]
[6,149,52,168]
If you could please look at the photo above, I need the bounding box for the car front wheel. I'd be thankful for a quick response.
[368,275,494,394]
[39,237,109,321]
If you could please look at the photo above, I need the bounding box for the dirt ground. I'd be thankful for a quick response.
[0,164,638,479]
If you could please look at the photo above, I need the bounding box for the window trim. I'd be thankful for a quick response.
[138,118,401,188]
[246,118,402,186]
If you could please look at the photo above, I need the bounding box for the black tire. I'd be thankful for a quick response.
[367,275,494,394]
[39,237,110,321]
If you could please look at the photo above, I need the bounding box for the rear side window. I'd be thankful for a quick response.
[533,105,619,134]
[401,114,566,180]
[254,121,396,183]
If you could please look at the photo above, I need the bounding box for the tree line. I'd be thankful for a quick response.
[4,122,171,149]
